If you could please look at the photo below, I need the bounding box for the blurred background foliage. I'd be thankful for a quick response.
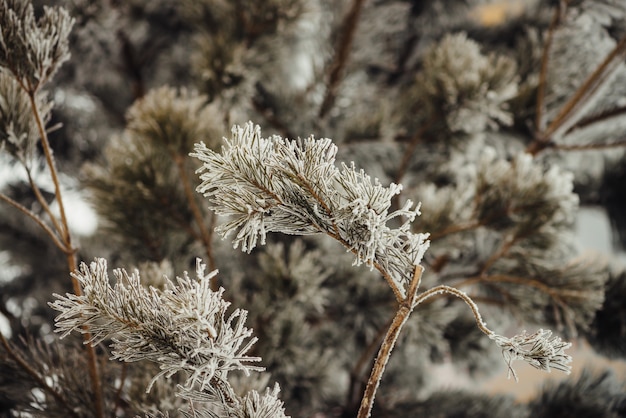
[2,0,626,416]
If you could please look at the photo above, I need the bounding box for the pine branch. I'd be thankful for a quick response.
[192,122,430,302]
[0,334,81,418]
[357,265,423,418]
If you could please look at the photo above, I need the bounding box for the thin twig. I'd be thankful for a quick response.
[455,273,586,306]
[357,265,423,418]
[566,105,626,134]
[535,1,566,134]
[428,219,483,241]
[0,192,69,253]
[413,284,492,336]
[28,92,72,246]
[27,91,105,418]
[319,0,367,118]
[24,166,67,241]
[393,120,432,186]
[543,34,626,140]
[551,138,626,151]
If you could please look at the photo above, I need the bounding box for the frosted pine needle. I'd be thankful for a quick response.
[489,329,573,381]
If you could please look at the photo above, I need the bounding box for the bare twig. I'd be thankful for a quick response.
[28,93,72,247]
[357,265,423,418]
[543,34,626,140]
[24,167,67,241]
[0,192,69,253]
[27,91,105,418]
[551,138,626,151]
[535,1,567,134]
[566,105,626,134]
[413,284,492,336]
[346,314,394,414]
[428,220,483,241]
[319,0,367,118]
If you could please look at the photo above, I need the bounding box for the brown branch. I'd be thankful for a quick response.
[453,273,582,332]
[27,91,105,418]
[456,273,588,302]
[543,34,626,140]
[428,220,483,241]
[535,1,567,134]
[0,192,69,253]
[393,120,434,186]
[566,105,626,134]
[319,0,367,118]
[24,166,67,241]
[28,93,72,247]
[357,265,423,418]
[551,138,626,151]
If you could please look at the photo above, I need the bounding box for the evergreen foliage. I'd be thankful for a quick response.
[1,0,626,417]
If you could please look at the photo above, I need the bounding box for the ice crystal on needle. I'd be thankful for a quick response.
[490,329,573,381]
[50,258,263,393]
[191,122,430,298]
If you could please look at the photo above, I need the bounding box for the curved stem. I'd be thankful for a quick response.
[357,265,423,418]
[357,278,494,418]
[413,284,492,336]
[0,192,69,253]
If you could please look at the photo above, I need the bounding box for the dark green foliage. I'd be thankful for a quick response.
[528,370,626,418]
[585,268,626,359]
[3,0,626,416]
[374,390,526,418]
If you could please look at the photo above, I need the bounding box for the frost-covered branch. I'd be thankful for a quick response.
[490,329,572,382]
[50,258,289,417]
[191,122,430,300]
[51,258,262,391]
[413,284,572,383]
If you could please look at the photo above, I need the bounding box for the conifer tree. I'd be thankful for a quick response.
[1,0,626,417]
